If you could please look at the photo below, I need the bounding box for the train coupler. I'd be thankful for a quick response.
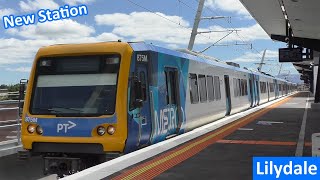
[44,157,81,177]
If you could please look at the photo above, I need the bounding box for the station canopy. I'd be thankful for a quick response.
[240,0,320,78]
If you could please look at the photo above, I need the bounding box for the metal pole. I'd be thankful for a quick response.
[187,0,205,50]
[315,58,320,103]
[258,49,267,72]
[278,64,283,76]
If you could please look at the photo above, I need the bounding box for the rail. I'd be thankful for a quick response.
[0,106,22,158]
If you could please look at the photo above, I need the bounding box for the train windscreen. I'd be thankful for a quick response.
[30,55,120,116]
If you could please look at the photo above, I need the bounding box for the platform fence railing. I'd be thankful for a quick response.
[0,105,22,157]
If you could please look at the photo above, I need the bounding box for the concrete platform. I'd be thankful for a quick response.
[108,92,318,180]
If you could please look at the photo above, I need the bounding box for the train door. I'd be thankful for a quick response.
[135,63,152,147]
[224,75,232,115]
[274,79,278,98]
[164,68,182,137]
[249,74,254,107]
[255,77,260,105]
[267,82,270,101]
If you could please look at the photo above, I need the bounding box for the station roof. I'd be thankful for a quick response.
[240,0,319,81]
[240,0,320,41]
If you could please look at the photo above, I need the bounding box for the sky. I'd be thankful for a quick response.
[0,0,298,84]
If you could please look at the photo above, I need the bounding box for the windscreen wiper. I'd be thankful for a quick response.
[50,107,84,113]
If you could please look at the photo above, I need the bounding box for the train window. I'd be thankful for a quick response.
[270,83,274,92]
[189,73,199,104]
[233,78,238,97]
[169,71,177,104]
[260,82,267,93]
[238,79,241,96]
[240,80,244,96]
[198,74,207,102]
[240,79,247,96]
[214,76,221,100]
[207,76,214,101]
[139,71,147,101]
[165,70,177,105]
[233,78,242,97]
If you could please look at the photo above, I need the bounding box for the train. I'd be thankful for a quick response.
[19,41,297,176]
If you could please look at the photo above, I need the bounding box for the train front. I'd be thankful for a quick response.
[20,42,132,176]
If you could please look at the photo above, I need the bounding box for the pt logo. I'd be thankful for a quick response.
[57,121,77,133]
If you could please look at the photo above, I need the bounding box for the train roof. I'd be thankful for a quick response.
[129,42,251,73]
[129,42,290,81]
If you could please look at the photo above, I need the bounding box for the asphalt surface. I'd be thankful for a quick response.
[109,92,317,180]
[0,154,45,180]
[156,92,311,180]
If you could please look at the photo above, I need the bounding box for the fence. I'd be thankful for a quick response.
[0,106,22,157]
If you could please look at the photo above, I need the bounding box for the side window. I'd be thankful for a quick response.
[169,71,177,104]
[140,71,147,101]
[207,76,214,101]
[189,73,199,104]
[198,74,207,102]
[260,82,266,93]
[240,79,245,96]
[233,78,238,97]
[165,70,177,104]
[214,76,221,100]
[238,79,241,96]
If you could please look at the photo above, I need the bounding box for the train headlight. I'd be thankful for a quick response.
[107,125,116,135]
[36,126,43,135]
[27,124,36,134]
[97,126,106,136]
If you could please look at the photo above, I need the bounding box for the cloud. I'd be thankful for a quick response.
[1,19,123,66]
[7,19,95,40]
[205,0,252,19]
[0,33,124,66]
[19,0,59,12]
[63,0,95,5]
[230,50,278,63]
[0,8,16,20]
[6,67,31,73]
[95,12,192,45]
[96,32,123,42]
[1,11,267,68]
[0,38,54,65]
[95,12,268,46]
[235,24,269,40]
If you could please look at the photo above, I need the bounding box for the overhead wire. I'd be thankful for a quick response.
[197,0,283,72]
[125,0,217,45]
[125,0,277,70]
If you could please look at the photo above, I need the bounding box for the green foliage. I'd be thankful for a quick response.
[0,84,20,92]
[7,84,20,92]
[0,84,7,89]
